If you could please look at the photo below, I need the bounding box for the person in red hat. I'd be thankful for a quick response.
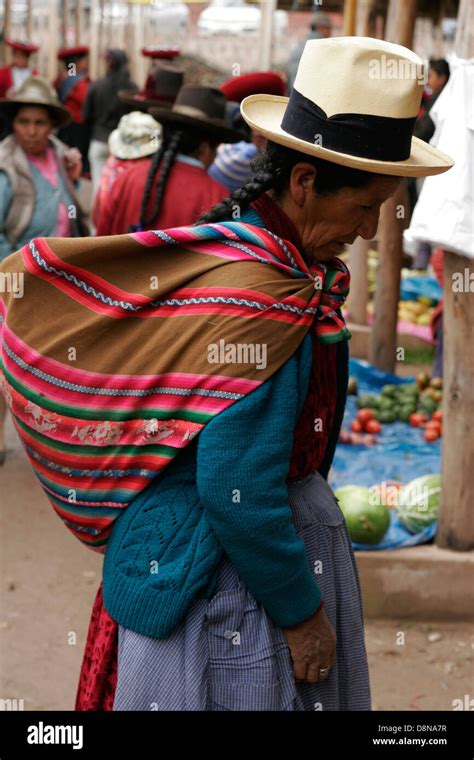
[140,46,181,102]
[208,71,286,192]
[54,46,91,174]
[0,39,40,98]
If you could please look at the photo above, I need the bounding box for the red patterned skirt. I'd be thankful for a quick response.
[75,583,118,710]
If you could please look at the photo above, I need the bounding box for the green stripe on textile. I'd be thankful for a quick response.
[0,362,214,424]
[14,415,178,459]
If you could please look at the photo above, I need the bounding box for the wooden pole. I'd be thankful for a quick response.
[47,0,58,81]
[437,256,474,550]
[27,0,33,41]
[348,239,369,325]
[368,0,417,371]
[259,0,276,70]
[75,0,83,45]
[343,0,357,36]
[3,0,11,66]
[89,0,99,80]
[436,0,474,552]
[62,0,69,48]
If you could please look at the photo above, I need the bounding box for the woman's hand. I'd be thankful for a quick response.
[63,148,82,183]
[283,605,336,683]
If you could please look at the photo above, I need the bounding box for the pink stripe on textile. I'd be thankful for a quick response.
[2,322,261,393]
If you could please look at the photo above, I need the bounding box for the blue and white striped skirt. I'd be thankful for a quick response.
[113,470,371,711]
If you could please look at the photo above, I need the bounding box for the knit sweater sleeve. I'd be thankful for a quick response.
[196,334,322,628]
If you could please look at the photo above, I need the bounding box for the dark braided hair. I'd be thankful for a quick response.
[130,129,182,232]
[130,127,220,232]
[198,140,378,225]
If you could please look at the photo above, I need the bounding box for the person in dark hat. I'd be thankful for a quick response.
[95,85,241,235]
[83,49,138,200]
[54,46,91,174]
[209,71,286,192]
[118,61,184,113]
[0,39,40,98]
[140,46,181,102]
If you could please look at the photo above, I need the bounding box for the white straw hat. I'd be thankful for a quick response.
[108,111,163,160]
[240,37,454,177]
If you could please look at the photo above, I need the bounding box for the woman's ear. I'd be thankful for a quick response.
[289,162,317,208]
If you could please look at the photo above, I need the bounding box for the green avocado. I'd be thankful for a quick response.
[376,409,398,423]
[381,384,398,398]
[357,394,380,409]
[399,405,415,421]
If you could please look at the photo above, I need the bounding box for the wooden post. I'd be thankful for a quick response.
[62,0,69,48]
[348,239,369,325]
[27,0,33,41]
[436,0,474,552]
[368,0,417,371]
[47,0,58,81]
[89,0,99,80]
[3,0,11,66]
[368,183,407,370]
[75,0,83,45]
[259,0,275,71]
[437,256,474,550]
[343,0,357,36]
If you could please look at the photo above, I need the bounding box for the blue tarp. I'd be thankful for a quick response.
[329,359,440,550]
[400,275,442,304]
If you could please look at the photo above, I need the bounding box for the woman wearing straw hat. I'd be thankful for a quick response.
[0,38,453,711]
[92,111,164,230]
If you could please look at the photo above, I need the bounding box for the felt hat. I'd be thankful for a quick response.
[240,37,454,177]
[6,39,39,55]
[57,46,89,60]
[220,71,286,103]
[141,46,180,59]
[0,75,71,127]
[108,111,163,160]
[149,85,243,143]
[119,63,184,112]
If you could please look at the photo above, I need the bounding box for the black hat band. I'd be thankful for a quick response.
[281,88,416,162]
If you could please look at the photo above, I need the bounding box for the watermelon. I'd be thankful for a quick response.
[397,474,441,533]
[334,486,391,545]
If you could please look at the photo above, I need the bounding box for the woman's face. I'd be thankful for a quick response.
[279,162,402,263]
[13,106,53,156]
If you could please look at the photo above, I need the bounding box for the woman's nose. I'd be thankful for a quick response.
[357,209,380,241]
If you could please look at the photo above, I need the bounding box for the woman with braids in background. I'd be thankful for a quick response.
[1,39,452,711]
[95,86,240,236]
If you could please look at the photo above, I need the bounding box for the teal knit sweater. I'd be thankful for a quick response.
[102,330,324,637]
[103,204,324,637]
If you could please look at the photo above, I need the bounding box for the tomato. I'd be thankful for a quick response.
[432,410,443,421]
[356,408,374,425]
[409,412,428,427]
[365,419,381,434]
[425,420,441,433]
[350,419,363,433]
[424,428,439,442]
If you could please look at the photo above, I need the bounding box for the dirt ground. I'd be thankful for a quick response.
[1,413,472,712]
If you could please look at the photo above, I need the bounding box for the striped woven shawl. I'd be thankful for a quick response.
[0,222,350,551]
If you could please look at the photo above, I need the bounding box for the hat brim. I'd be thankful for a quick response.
[241,94,454,178]
[148,106,242,144]
[108,129,159,161]
[0,98,71,128]
[118,90,176,113]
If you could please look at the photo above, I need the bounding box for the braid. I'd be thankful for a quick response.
[142,129,182,228]
[128,145,164,232]
[197,139,378,226]
[197,170,275,224]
